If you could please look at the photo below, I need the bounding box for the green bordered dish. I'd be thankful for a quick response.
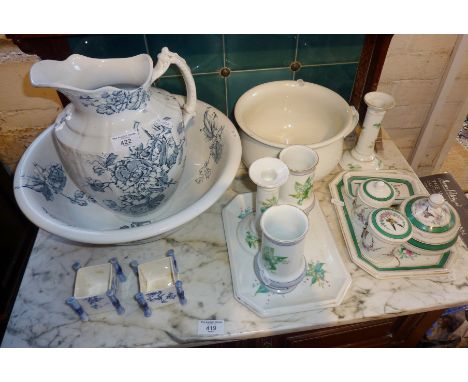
[400,194,461,256]
[330,171,456,279]
[343,170,424,204]
[362,179,395,203]
[369,208,412,242]
[403,195,456,234]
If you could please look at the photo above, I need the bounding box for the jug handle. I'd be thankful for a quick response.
[152,47,197,127]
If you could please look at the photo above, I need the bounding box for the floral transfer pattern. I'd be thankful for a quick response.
[245,231,260,249]
[347,163,362,171]
[305,261,328,287]
[145,290,177,304]
[255,261,329,295]
[397,247,419,260]
[412,198,450,227]
[255,283,270,295]
[79,87,150,115]
[289,177,313,205]
[238,207,253,220]
[262,246,288,272]
[85,117,185,215]
[19,163,94,206]
[119,220,152,229]
[195,108,225,183]
[361,228,382,252]
[352,199,368,226]
[86,296,105,310]
[378,210,407,234]
[260,196,278,213]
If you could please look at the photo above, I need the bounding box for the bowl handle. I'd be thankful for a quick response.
[152,47,197,127]
[340,106,359,138]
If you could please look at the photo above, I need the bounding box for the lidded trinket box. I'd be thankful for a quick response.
[361,207,413,265]
[353,178,396,227]
[399,194,461,256]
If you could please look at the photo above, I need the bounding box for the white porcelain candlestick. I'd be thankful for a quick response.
[249,158,290,231]
[236,157,289,253]
[340,91,395,171]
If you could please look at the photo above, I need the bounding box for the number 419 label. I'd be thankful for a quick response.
[111,131,142,151]
[198,320,225,336]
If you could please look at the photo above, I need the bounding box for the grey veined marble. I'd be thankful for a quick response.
[3,136,468,347]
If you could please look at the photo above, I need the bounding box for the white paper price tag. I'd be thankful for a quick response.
[198,320,225,336]
[111,131,142,151]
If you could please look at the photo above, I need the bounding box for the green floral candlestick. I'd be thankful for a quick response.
[340,91,395,171]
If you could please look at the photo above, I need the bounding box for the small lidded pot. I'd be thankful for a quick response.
[353,178,396,227]
[399,194,460,256]
[361,208,413,265]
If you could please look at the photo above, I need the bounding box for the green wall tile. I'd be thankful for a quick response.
[298,35,365,65]
[65,34,365,119]
[227,69,293,118]
[146,35,223,76]
[295,63,358,102]
[67,35,147,58]
[225,34,297,70]
[154,74,226,114]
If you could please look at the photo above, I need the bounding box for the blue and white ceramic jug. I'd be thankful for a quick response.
[30,48,196,216]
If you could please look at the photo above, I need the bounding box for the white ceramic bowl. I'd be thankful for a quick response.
[14,98,241,244]
[234,80,358,180]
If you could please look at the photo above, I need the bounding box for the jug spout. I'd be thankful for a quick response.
[30,54,154,113]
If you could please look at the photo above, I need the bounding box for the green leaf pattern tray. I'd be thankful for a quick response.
[329,171,457,279]
[222,192,352,317]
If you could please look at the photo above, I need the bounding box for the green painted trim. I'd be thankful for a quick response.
[405,196,455,233]
[371,208,412,239]
[336,179,451,272]
[408,236,458,251]
[347,176,414,199]
[362,179,395,201]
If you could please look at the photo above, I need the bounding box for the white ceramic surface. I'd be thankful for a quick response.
[223,192,352,318]
[73,263,118,314]
[340,91,395,171]
[257,205,308,290]
[353,178,396,227]
[400,194,461,256]
[329,171,457,279]
[234,80,358,180]
[343,170,426,204]
[4,135,468,347]
[248,157,289,232]
[279,145,318,211]
[31,48,197,217]
[138,258,178,307]
[361,208,413,266]
[13,98,241,244]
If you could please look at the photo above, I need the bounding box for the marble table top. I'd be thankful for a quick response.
[3,137,468,347]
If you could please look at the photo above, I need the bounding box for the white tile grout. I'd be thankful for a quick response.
[143,35,150,55]
[230,66,290,73]
[301,61,359,68]
[293,34,300,81]
[294,34,300,61]
[161,71,219,78]
[222,34,227,67]
[158,61,359,79]
[222,35,228,114]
